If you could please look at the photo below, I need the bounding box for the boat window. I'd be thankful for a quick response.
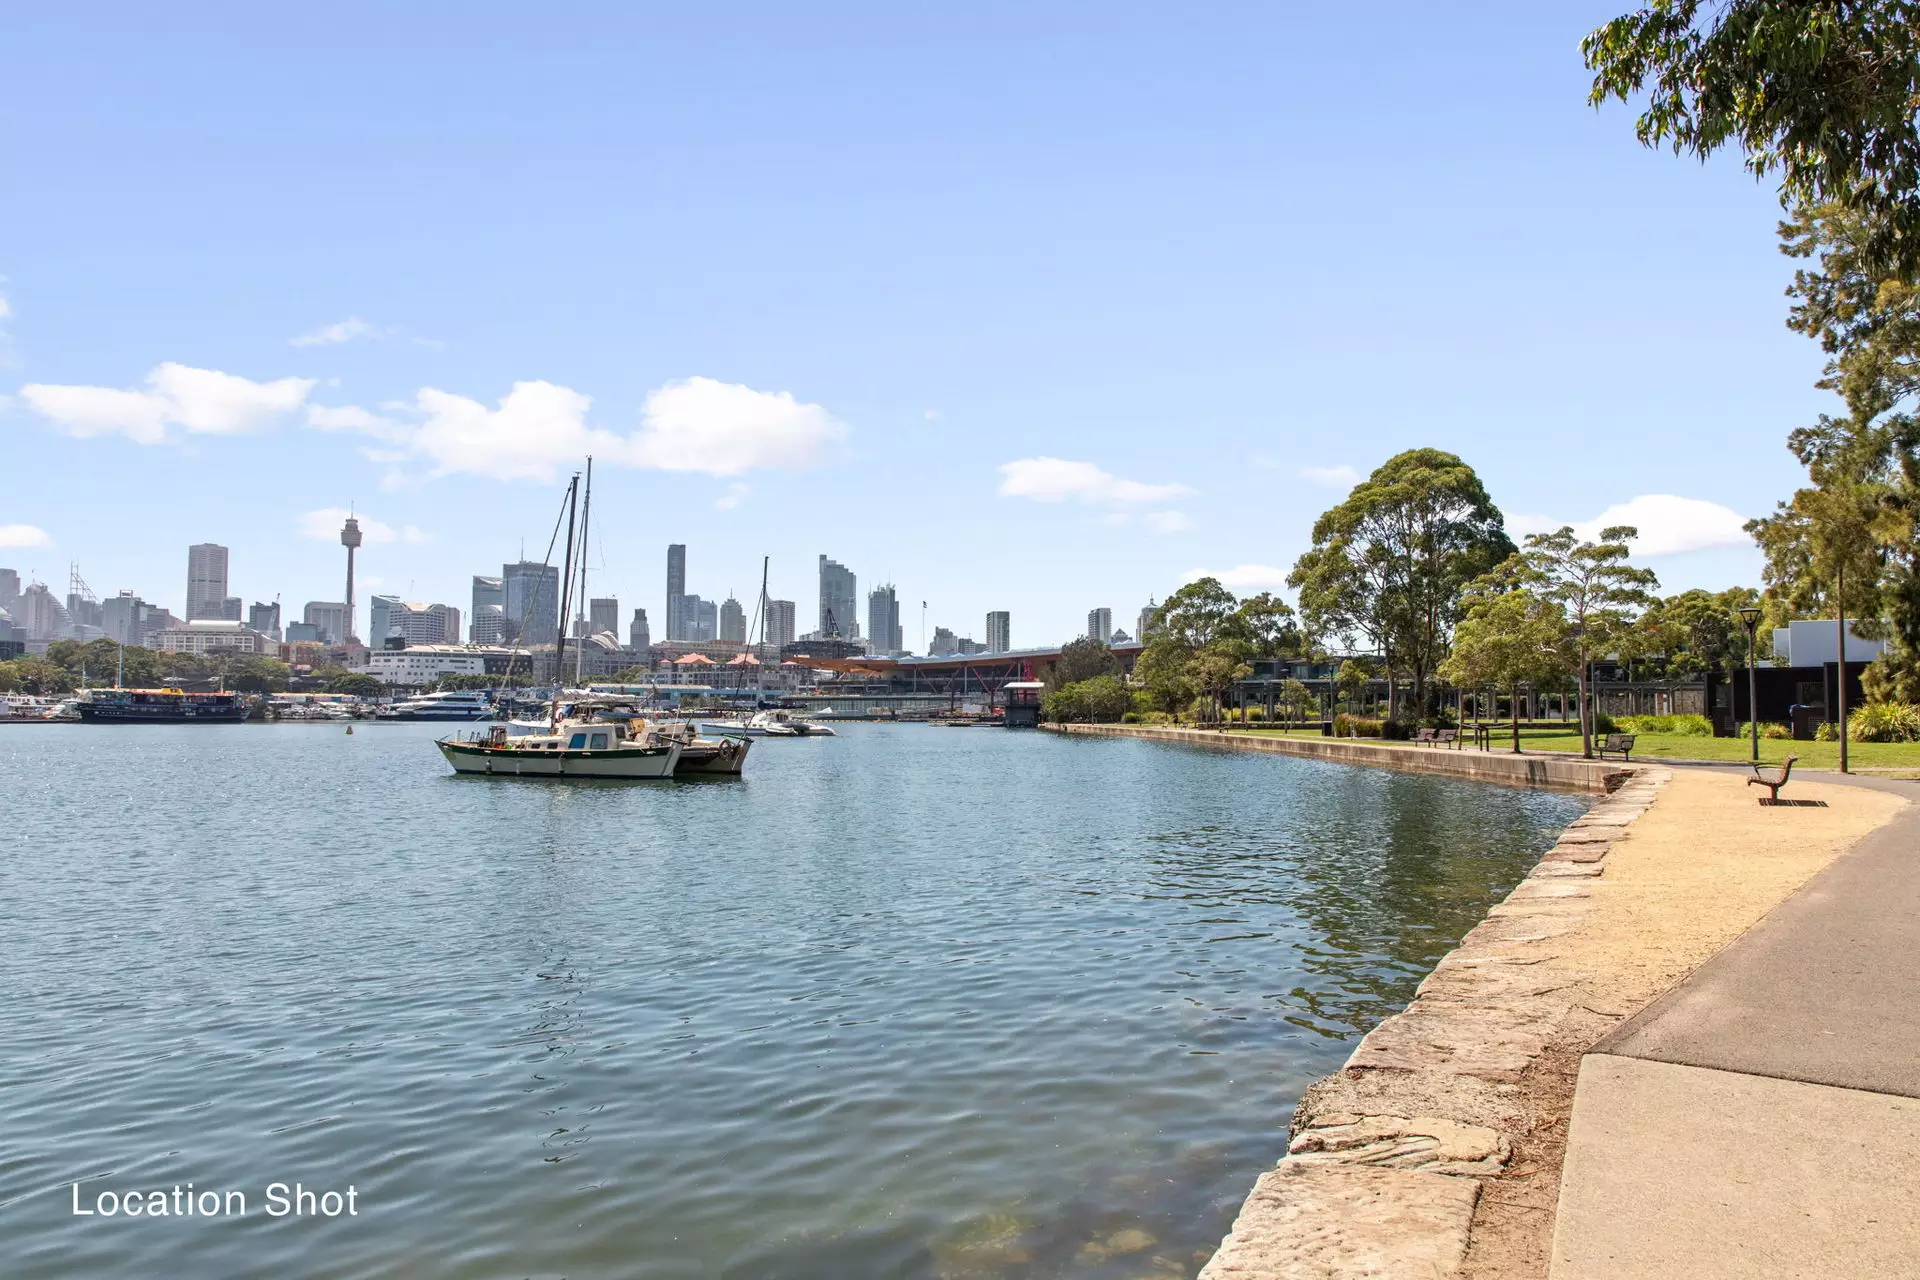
[568,733,587,749]
[589,733,610,750]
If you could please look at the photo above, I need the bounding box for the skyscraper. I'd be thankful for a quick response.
[719,595,746,644]
[0,568,19,610]
[303,601,350,645]
[766,599,797,649]
[503,560,560,646]
[691,597,718,642]
[986,611,1011,653]
[102,591,159,646]
[340,516,363,643]
[186,543,231,620]
[369,594,402,645]
[629,607,651,651]
[868,584,902,655]
[471,576,504,642]
[1137,600,1158,640]
[818,555,857,639]
[248,601,281,640]
[1087,607,1112,644]
[589,597,620,638]
[666,544,687,642]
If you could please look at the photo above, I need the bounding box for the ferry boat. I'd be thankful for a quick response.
[378,690,495,721]
[437,720,681,779]
[75,688,249,724]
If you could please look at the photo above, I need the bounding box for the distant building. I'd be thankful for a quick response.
[589,597,620,638]
[766,599,797,649]
[1137,601,1157,641]
[303,601,350,645]
[719,595,747,644]
[285,621,324,644]
[373,600,462,646]
[0,568,19,610]
[929,625,958,656]
[1086,607,1112,645]
[186,543,233,621]
[503,560,560,646]
[369,594,401,646]
[18,582,68,640]
[248,601,281,640]
[868,584,903,655]
[677,594,717,642]
[102,591,163,646]
[1771,619,1886,667]
[1109,629,1132,645]
[471,576,504,642]
[985,611,1010,653]
[666,544,688,642]
[629,607,651,651]
[362,644,487,686]
[818,555,858,641]
[150,619,275,655]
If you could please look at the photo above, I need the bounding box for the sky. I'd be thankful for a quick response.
[0,2,1837,649]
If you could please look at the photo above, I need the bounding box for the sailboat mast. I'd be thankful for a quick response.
[574,456,593,684]
[756,555,770,697]
[550,473,580,728]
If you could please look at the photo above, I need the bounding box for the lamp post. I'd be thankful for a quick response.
[1736,606,1761,763]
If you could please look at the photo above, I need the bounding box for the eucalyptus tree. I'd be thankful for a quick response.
[1288,449,1513,721]
[1440,586,1574,755]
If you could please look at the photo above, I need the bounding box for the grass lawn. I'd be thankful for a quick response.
[1228,725,1920,772]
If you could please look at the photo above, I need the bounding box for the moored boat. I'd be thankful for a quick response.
[438,720,681,779]
[378,690,495,721]
[75,688,249,724]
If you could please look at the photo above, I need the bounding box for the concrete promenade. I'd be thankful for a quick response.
[1548,775,1920,1279]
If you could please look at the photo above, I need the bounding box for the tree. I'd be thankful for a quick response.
[1138,578,1256,723]
[223,656,291,693]
[325,671,385,697]
[1279,677,1315,727]
[1504,527,1659,758]
[1047,637,1119,690]
[1235,592,1303,661]
[1585,1,1920,276]
[1646,587,1761,678]
[1335,657,1378,714]
[0,657,76,695]
[1134,643,1195,721]
[1289,449,1513,721]
[1440,587,1573,754]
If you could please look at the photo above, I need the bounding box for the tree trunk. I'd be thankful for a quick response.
[1578,643,1592,759]
[1838,562,1850,773]
[1510,682,1522,753]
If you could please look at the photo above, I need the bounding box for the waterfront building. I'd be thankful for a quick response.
[766,599,796,649]
[818,555,857,641]
[248,601,281,640]
[303,601,350,645]
[590,597,620,638]
[719,595,746,645]
[666,544,687,641]
[470,576,504,641]
[629,607,651,651]
[1086,607,1112,645]
[503,560,560,646]
[986,611,1010,653]
[186,543,233,621]
[868,585,903,656]
[362,645,487,686]
[150,619,275,655]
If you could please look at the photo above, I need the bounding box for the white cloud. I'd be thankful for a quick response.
[290,317,378,347]
[715,482,750,511]
[1505,494,1750,558]
[997,457,1194,504]
[1145,510,1191,534]
[22,363,316,444]
[0,293,10,321]
[305,376,845,484]
[0,523,52,549]
[296,507,430,546]
[1302,464,1360,488]
[1185,563,1293,592]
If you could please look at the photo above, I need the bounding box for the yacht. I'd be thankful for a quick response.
[75,688,249,724]
[379,690,494,721]
[438,718,680,779]
[744,708,836,736]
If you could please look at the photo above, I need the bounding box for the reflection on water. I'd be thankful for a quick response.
[0,723,1582,1278]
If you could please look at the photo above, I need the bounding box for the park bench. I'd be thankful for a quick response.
[1435,728,1459,749]
[1749,756,1798,804]
[1597,732,1636,760]
[1412,727,1438,746]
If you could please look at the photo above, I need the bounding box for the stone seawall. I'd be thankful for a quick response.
[1047,723,1631,795]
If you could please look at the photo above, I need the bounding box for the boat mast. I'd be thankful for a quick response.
[755,555,770,698]
[573,455,593,685]
[550,472,580,729]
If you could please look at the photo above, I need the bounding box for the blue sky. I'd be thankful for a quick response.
[0,2,1831,648]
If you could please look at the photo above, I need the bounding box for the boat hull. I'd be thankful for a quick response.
[437,738,681,779]
[77,702,248,724]
[675,736,752,775]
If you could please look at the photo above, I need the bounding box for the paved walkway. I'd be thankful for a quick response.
[1549,774,1920,1278]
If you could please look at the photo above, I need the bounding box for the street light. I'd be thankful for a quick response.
[1736,606,1762,763]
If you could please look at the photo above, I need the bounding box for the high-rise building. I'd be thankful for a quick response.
[0,568,19,610]
[340,515,363,643]
[688,596,718,642]
[369,594,402,645]
[986,611,1011,653]
[302,601,350,645]
[503,561,560,646]
[867,585,903,655]
[373,601,461,646]
[471,576,504,642]
[929,625,959,656]
[248,601,282,640]
[285,621,324,644]
[186,543,230,620]
[666,544,687,641]
[1137,600,1157,641]
[818,555,857,640]
[102,591,161,646]
[719,595,747,644]
[766,599,797,649]
[19,582,68,640]
[1087,607,1113,645]
[629,607,651,651]
[589,597,620,638]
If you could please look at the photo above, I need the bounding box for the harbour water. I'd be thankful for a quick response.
[0,723,1585,1278]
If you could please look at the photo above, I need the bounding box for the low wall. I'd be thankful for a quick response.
[1047,723,1632,794]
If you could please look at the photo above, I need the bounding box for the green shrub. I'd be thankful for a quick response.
[1849,701,1920,743]
[1382,719,1418,741]
[1120,711,1143,724]
[1592,712,1619,734]
[1814,720,1839,742]
[1615,713,1714,737]
[1739,721,1794,740]
[1333,713,1384,738]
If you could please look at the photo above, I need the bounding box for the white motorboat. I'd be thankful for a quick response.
[379,690,495,721]
[437,719,680,779]
[747,709,836,736]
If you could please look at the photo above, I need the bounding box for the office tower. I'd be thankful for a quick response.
[1087,607,1112,645]
[589,597,619,638]
[369,594,401,645]
[470,576,504,638]
[689,596,718,642]
[666,544,687,641]
[929,625,958,656]
[766,599,797,649]
[186,543,231,620]
[1138,600,1157,640]
[101,591,156,646]
[0,568,18,610]
[302,601,350,645]
[986,611,1010,653]
[471,605,506,644]
[867,585,902,655]
[284,621,324,644]
[340,516,363,642]
[629,607,651,651]
[248,601,281,641]
[374,600,461,645]
[719,595,746,644]
[818,555,857,639]
[502,560,560,646]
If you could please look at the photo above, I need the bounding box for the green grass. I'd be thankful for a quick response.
[1229,725,1920,771]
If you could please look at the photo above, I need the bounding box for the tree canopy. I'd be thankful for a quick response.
[1440,585,1573,754]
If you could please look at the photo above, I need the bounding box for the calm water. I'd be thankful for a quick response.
[0,723,1583,1279]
